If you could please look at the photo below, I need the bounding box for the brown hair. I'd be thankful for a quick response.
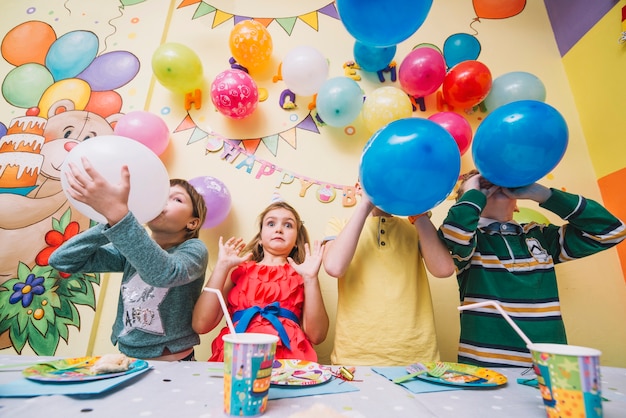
[242,201,310,263]
[170,178,207,239]
[455,169,494,201]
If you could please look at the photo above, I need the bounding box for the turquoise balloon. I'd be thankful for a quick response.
[483,71,546,112]
[337,0,433,47]
[353,41,396,72]
[46,30,99,81]
[359,118,461,215]
[1,63,54,108]
[443,33,481,69]
[472,100,568,188]
[316,76,364,127]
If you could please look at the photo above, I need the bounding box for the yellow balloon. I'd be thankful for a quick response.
[362,86,413,133]
[514,207,550,224]
[229,20,273,71]
[38,78,91,116]
[152,43,203,94]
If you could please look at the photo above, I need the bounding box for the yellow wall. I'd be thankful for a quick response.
[1,0,624,366]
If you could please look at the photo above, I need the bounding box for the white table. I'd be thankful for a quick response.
[1,356,625,417]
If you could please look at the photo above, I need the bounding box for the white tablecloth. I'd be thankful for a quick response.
[1,356,625,417]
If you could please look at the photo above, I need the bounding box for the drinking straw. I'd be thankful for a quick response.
[203,287,237,335]
[458,300,533,346]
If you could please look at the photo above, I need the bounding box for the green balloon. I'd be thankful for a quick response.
[514,207,550,224]
[2,63,54,108]
[151,43,203,94]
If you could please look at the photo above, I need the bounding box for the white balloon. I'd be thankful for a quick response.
[61,135,170,224]
[281,46,328,96]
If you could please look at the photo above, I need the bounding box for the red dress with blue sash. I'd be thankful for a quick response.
[209,261,317,361]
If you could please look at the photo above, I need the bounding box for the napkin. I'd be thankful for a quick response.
[268,377,358,400]
[371,366,460,394]
[0,367,152,398]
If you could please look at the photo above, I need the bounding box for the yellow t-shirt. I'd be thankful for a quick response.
[326,216,440,366]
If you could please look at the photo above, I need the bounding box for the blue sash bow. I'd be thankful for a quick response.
[232,302,300,350]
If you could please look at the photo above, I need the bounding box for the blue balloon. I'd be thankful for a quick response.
[316,76,364,127]
[443,33,481,69]
[353,41,396,72]
[483,71,546,112]
[472,100,568,188]
[45,30,99,81]
[359,118,461,215]
[337,0,433,47]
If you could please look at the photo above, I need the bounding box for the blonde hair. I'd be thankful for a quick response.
[170,178,207,239]
[242,201,310,263]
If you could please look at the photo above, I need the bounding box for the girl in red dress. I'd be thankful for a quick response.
[193,201,328,361]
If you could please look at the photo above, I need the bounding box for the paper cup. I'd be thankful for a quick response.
[222,333,279,416]
[528,343,602,418]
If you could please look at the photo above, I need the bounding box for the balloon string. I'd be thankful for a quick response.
[469,18,480,36]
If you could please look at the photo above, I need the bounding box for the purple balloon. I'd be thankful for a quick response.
[188,176,232,228]
[77,51,140,91]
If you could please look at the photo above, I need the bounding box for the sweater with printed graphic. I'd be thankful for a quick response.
[438,189,625,367]
[49,212,208,359]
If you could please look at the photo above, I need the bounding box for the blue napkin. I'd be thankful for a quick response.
[0,367,152,397]
[371,366,460,394]
[268,377,358,400]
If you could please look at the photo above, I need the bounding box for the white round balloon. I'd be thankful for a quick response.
[61,135,170,224]
[281,46,328,96]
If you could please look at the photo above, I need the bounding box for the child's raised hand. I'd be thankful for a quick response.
[216,236,252,268]
[288,240,326,281]
[502,183,552,203]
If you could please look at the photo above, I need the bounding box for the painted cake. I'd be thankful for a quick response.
[0,116,47,190]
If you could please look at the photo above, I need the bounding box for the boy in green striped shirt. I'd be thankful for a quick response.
[438,170,625,367]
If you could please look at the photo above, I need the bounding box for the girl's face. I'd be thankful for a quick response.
[259,207,298,257]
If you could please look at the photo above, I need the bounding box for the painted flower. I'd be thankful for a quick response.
[9,273,45,308]
[35,221,80,278]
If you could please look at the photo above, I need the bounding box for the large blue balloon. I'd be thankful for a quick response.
[472,100,568,188]
[359,118,461,215]
[353,41,396,72]
[337,0,433,47]
[443,33,481,69]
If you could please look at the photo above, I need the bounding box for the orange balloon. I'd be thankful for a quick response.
[229,20,273,71]
[473,0,526,20]
[1,21,57,66]
[442,60,492,109]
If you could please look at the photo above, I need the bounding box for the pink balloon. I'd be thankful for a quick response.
[428,112,473,155]
[114,110,169,155]
[398,47,446,97]
[210,69,259,119]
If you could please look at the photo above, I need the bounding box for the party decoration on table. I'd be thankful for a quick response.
[60,135,170,224]
[336,0,433,47]
[398,46,446,98]
[281,45,329,96]
[392,361,448,383]
[442,60,492,109]
[189,176,232,228]
[151,42,203,94]
[513,207,550,225]
[270,359,332,386]
[113,110,170,156]
[472,100,568,188]
[229,20,273,72]
[361,86,413,134]
[472,0,527,22]
[353,41,396,72]
[315,76,364,127]
[22,356,149,382]
[210,69,259,119]
[442,33,481,69]
[427,111,472,155]
[400,362,508,387]
[483,71,546,112]
[359,117,461,216]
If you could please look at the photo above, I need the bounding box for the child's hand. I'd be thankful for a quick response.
[288,240,325,281]
[502,183,552,203]
[216,236,252,268]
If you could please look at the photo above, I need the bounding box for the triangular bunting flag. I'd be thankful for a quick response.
[279,129,297,149]
[174,114,197,132]
[188,127,209,144]
[242,138,262,154]
[297,114,320,134]
[261,134,280,156]
[213,10,234,27]
[177,0,201,8]
[318,3,340,20]
[254,18,273,28]
[275,17,297,35]
[298,12,319,31]
[193,2,216,19]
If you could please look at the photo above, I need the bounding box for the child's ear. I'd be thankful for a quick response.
[187,218,200,231]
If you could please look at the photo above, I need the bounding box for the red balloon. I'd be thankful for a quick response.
[84,90,122,118]
[428,111,472,155]
[442,60,492,109]
[473,0,526,20]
